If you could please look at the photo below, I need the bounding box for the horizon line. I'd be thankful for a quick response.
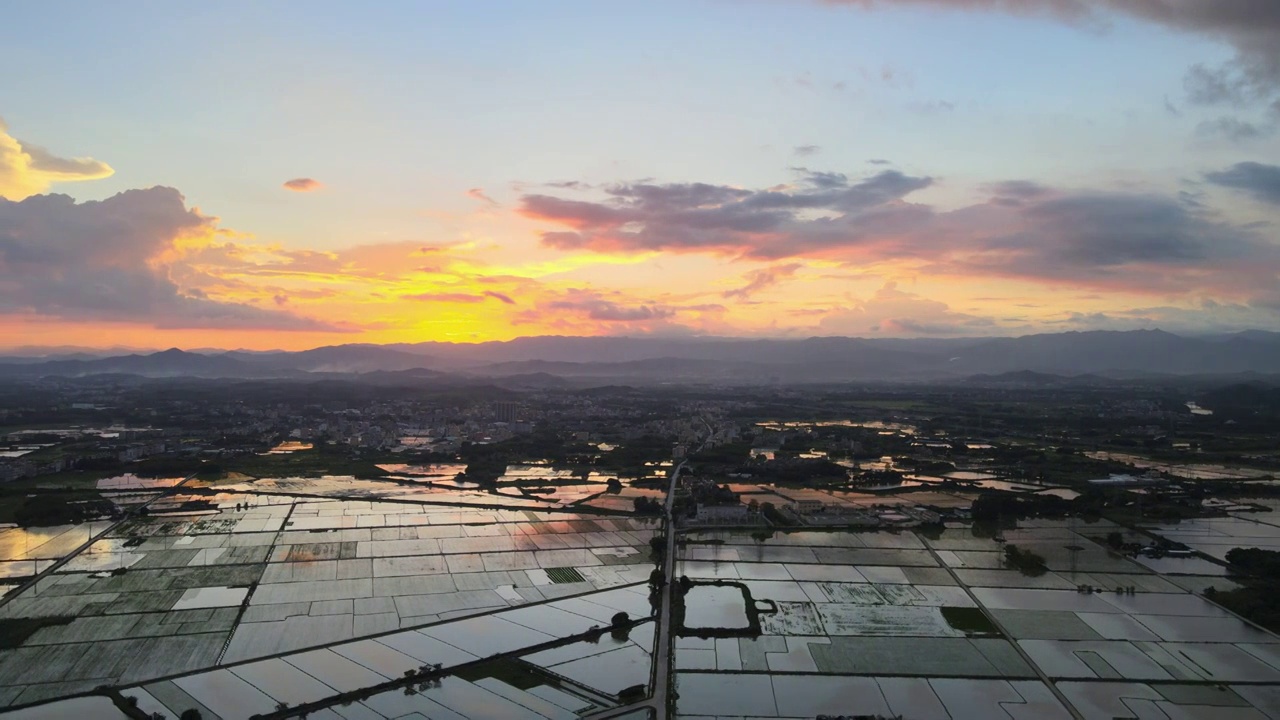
[0,327,1266,356]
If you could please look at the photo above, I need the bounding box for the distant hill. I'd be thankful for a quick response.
[962,371,1121,388]
[227,345,441,374]
[0,348,288,379]
[2,330,1280,383]
[943,330,1280,376]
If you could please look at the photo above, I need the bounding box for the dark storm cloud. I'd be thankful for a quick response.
[1205,162,1280,205]
[973,192,1257,273]
[0,188,342,330]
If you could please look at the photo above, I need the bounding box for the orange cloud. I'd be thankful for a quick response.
[0,119,113,200]
[402,290,517,305]
[283,178,322,192]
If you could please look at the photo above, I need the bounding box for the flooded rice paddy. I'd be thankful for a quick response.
[670,521,1280,718]
[0,471,1278,718]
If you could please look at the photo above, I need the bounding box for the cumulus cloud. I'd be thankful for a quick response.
[282,178,322,192]
[522,167,1280,300]
[794,145,822,156]
[547,290,676,322]
[1205,162,1280,205]
[817,282,999,336]
[0,120,113,200]
[0,188,343,330]
[1054,301,1280,334]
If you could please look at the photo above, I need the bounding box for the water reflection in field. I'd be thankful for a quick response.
[683,584,749,630]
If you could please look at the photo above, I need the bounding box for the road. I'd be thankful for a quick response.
[588,422,706,720]
[648,454,687,719]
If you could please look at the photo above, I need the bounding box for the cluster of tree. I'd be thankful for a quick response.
[1203,382,1280,420]
[13,494,116,527]
[971,489,1107,523]
[1225,548,1280,578]
[0,616,75,650]
[688,441,752,466]
[456,427,581,484]
[691,483,738,506]
[760,501,794,527]
[133,455,206,477]
[649,535,666,561]
[458,455,508,485]
[633,497,663,515]
[596,434,677,476]
[72,456,124,472]
[749,457,849,486]
[894,458,957,475]
[850,469,906,486]
[774,434,817,458]
[1204,548,1280,634]
[1003,544,1048,576]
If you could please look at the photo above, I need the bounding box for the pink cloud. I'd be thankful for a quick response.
[283,178,323,192]
[466,187,498,205]
[519,167,1280,300]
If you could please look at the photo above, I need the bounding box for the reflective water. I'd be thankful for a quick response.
[0,524,108,561]
[265,441,313,454]
[944,471,999,481]
[96,474,183,490]
[171,585,250,610]
[684,585,749,629]
[378,463,468,477]
[552,644,651,695]
[756,420,918,435]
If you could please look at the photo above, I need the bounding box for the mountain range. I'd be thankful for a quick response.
[2,330,1279,385]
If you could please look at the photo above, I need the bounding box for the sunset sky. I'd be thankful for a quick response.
[2,1,1279,350]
